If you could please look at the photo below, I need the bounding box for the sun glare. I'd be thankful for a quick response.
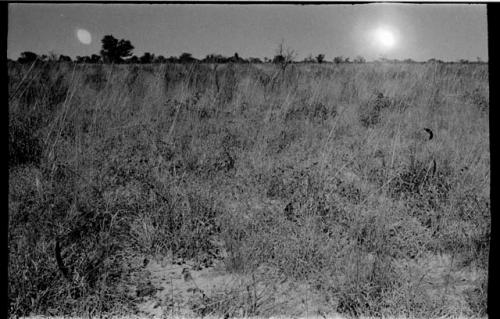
[76,29,92,45]
[375,28,395,48]
[370,26,397,52]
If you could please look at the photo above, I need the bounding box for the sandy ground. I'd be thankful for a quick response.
[133,255,329,318]
[124,250,484,319]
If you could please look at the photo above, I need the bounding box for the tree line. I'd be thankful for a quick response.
[11,34,485,65]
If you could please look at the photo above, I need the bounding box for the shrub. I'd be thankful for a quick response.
[464,87,488,113]
[358,92,391,127]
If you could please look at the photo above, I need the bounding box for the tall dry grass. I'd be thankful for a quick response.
[8,60,489,317]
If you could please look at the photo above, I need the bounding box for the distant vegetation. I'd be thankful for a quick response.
[10,34,487,65]
[100,34,134,63]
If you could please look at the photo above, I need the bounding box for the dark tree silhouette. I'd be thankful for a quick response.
[166,56,179,63]
[249,57,262,64]
[127,55,139,64]
[231,52,246,63]
[273,41,296,70]
[203,54,229,63]
[58,55,72,62]
[18,51,38,64]
[273,55,285,64]
[100,35,134,63]
[76,56,91,63]
[316,54,325,64]
[428,58,444,64]
[333,56,345,64]
[90,54,101,63]
[140,52,155,64]
[354,56,366,63]
[154,55,167,63]
[179,52,196,64]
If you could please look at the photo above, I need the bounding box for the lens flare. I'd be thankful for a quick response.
[76,29,92,45]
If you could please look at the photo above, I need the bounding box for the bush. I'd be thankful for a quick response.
[358,92,391,127]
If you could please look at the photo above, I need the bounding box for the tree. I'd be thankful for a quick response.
[100,35,134,63]
[203,54,228,63]
[76,56,91,63]
[18,51,38,64]
[231,52,240,63]
[179,52,196,64]
[249,57,262,64]
[154,55,167,63]
[273,54,285,64]
[230,52,247,63]
[354,56,366,63]
[90,54,101,63]
[427,58,443,64]
[140,52,155,64]
[302,54,315,63]
[205,54,231,63]
[166,56,179,63]
[58,55,72,62]
[333,56,345,64]
[127,56,139,64]
[273,40,296,70]
[316,54,325,64]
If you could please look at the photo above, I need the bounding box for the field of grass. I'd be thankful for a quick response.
[8,60,490,318]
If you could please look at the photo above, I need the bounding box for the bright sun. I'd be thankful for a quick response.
[372,27,397,51]
[76,29,92,45]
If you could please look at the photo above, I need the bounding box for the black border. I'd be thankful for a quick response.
[2,3,8,319]
[487,3,498,319]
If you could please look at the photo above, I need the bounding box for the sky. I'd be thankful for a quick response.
[8,3,488,62]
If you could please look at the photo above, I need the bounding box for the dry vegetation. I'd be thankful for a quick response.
[8,60,489,318]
